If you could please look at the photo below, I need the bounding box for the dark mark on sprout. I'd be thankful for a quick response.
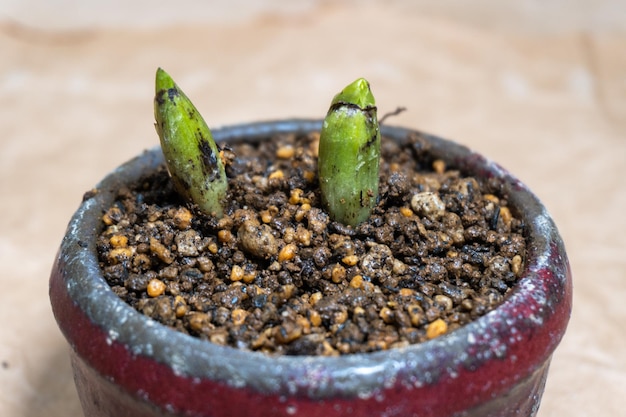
[167,88,179,103]
[198,139,221,182]
[155,89,167,106]
[328,102,377,114]
[363,130,379,150]
[155,87,180,106]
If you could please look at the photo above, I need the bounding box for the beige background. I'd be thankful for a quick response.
[1,1,625,416]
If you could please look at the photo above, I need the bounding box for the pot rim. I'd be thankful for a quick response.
[52,118,572,399]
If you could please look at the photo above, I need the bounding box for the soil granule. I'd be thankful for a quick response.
[96,132,526,356]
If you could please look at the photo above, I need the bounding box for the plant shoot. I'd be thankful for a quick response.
[154,68,227,218]
[318,78,381,226]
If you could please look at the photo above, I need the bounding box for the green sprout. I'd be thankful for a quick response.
[154,68,227,218]
[318,78,381,227]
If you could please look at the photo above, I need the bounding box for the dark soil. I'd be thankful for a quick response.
[96,132,526,356]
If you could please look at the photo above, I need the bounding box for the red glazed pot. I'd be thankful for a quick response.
[50,120,572,417]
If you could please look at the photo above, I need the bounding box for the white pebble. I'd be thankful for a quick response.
[175,230,200,256]
[411,192,445,220]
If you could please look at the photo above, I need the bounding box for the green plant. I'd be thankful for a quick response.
[318,78,380,226]
[154,68,227,218]
[153,69,380,226]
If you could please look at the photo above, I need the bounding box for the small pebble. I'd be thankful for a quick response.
[282,227,295,244]
[217,216,234,230]
[207,241,219,254]
[160,265,178,280]
[451,178,479,197]
[108,247,133,264]
[432,159,446,174]
[398,288,414,297]
[296,315,311,334]
[242,265,257,283]
[426,318,448,339]
[149,237,174,264]
[294,206,308,223]
[230,265,244,282]
[411,191,446,220]
[353,306,365,316]
[109,234,128,248]
[392,259,408,275]
[102,207,123,225]
[302,170,316,183]
[172,207,193,230]
[461,299,474,311]
[309,292,323,306]
[175,230,200,256]
[238,221,278,259]
[196,256,214,273]
[274,320,302,344]
[511,255,523,276]
[483,194,500,204]
[394,309,412,328]
[425,307,441,322]
[332,310,348,325]
[331,264,346,283]
[306,208,329,234]
[132,253,151,270]
[231,308,249,326]
[174,296,188,318]
[308,310,322,327]
[209,331,228,345]
[379,307,394,324]
[260,210,273,223]
[276,145,295,159]
[278,243,297,262]
[217,229,235,244]
[349,275,364,289]
[279,284,296,301]
[295,226,311,246]
[407,304,424,327]
[289,189,305,205]
[268,170,284,180]
[341,255,359,267]
[400,207,413,217]
[500,206,513,226]
[187,312,211,333]
[147,279,166,297]
[434,295,453,311]
[488,256,510,274]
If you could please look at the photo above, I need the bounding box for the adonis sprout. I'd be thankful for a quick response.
[154,68,227,218]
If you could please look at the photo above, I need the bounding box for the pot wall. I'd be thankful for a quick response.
[50,120,572,417]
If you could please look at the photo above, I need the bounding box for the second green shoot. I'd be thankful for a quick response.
[318,78,381,227]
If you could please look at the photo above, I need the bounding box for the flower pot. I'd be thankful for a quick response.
[49,119,572,417]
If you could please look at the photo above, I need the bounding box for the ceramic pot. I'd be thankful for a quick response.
[50,119,572,417]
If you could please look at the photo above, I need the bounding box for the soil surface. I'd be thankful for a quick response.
[97,132,526,356]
